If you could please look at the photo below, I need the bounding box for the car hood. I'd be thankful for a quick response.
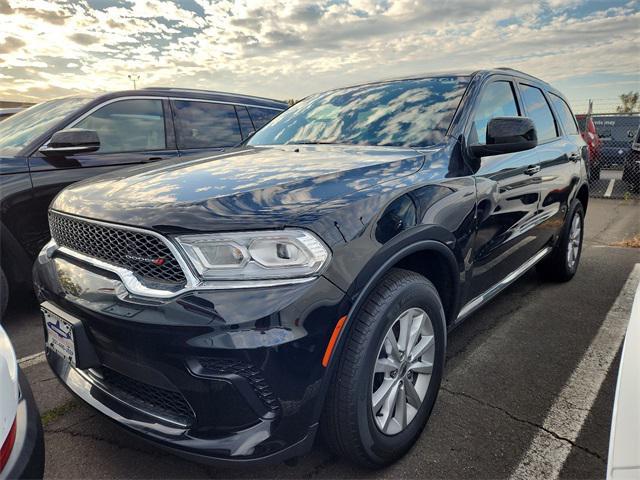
[51,145,426,231]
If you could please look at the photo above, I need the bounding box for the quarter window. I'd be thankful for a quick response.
[247,107,279,130]
[470,81,520,145]
[549,93,579,135]
[235,106,256,139]
[75,99,166,154]
[172,101,242,149]
[520,85,558,142]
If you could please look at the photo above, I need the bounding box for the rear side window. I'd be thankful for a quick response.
[248,107,280,129]
[75,99,166,154]
[235,106,255,139]
[470,81,520,145]
[520,85,558,142]
[549,93,579,135]
[172,101,241,149]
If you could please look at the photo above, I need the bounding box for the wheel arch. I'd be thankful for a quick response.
[313,235,461,428]
[576,183,589,213]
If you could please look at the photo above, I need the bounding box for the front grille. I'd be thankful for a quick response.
[198,358,280,413]
[49,212,186,286]
[89,367,195,426]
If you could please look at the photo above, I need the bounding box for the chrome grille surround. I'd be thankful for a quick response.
[43,211,318,299]
[49,211,186,286]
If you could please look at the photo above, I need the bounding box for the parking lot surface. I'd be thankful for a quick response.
[4,197,640,479]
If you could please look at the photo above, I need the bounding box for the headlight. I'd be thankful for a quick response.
[175,230,330,281]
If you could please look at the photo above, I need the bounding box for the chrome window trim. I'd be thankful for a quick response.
[168,97,285,111]
[41,95,284,150]
[47,211,317,299]
[65,96,169,131]
[41,96,169,151]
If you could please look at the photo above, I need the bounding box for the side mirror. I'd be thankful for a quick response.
[40,129,100,156]
[470,117,537,158]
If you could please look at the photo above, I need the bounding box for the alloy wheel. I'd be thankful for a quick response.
[371,307,435,435]
[567,213,582,270]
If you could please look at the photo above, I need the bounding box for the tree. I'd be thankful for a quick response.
[616,91,639,113]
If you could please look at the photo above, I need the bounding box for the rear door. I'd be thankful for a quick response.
[170,99,243,155]
[517,84,581,249]
[468,77,544,300]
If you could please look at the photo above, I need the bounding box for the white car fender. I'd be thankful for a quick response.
[0,326,19,449]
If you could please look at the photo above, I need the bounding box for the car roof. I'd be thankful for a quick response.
[92,88,287,110]
[304,67,561,100]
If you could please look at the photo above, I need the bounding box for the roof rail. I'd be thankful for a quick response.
[493,67,549,84]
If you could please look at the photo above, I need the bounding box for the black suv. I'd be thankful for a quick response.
[34,69,588,468]
[0,89,286,315]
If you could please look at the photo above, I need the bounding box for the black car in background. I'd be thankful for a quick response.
[591,114,640,168]
[0,108,24,122]
[34,68,589,468]
[0,89,286,316]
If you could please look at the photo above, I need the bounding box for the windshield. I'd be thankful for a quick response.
[0,96,93,156]
[248,76,469,148]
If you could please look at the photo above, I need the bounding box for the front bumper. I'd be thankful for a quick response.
[2,369,45,480]
[34,250,348,465]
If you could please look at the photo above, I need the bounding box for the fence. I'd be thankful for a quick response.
[579,113,640,199]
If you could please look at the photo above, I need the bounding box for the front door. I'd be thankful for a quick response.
[467,78,543,301]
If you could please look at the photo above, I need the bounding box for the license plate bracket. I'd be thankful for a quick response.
[43,307,76,366]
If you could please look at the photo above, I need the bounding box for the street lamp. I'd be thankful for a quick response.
[128,74,140,90]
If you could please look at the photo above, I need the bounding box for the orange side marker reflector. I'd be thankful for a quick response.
[322,315,348,367]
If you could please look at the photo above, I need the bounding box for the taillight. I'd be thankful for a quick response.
[0,418,17,472]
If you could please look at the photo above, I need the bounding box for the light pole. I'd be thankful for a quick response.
[128,74,140,90]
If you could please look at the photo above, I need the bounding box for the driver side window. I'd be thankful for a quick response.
[470,81,520,145]
[74,99,166,154]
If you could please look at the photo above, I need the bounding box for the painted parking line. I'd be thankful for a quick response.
[18,351,46,368]
[511,263,640,480]
[604,178,616,197]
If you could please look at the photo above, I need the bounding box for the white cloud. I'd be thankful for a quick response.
[0,0,637,106]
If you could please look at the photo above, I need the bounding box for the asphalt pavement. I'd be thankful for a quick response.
[4,197,640,479]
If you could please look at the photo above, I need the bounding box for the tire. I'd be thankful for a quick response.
[537,200,584,282]
[321,268,446,468]
[0,267,8,322]
[589,165,600,183]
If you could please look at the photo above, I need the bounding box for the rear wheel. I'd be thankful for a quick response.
[321,268,446,468]
[537,200,584,282]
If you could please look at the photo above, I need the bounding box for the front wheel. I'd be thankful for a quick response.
[321,269,446,468]
[537,201,584,282]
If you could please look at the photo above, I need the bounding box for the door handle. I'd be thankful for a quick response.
[144,156,164,163]
[524,165,540,176]
[568,152,581,162]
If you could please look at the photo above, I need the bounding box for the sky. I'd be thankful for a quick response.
[0,0,638,113]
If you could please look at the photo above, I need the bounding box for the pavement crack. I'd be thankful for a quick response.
[45,413,98,433]
[441,387,606,464]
